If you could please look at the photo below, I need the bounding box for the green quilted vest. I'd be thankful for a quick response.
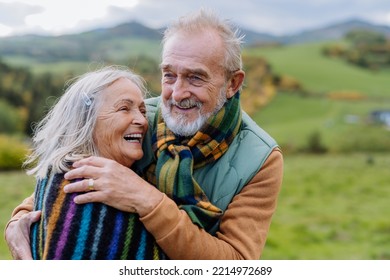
[135,97,278,234]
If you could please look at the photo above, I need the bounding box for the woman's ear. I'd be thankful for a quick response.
[226,70,245,99]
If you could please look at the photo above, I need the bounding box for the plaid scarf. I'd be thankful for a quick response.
[147,93,242,232]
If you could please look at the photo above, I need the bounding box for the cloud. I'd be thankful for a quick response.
[69,5,142,32]
[126,0,390,35]
[0,23,11,37]
[0,2,44,36]
[0,0,390,37]
[0,0,140,36]
[0,2,43,26]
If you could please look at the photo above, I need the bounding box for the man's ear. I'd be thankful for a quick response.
[226,70,245,99]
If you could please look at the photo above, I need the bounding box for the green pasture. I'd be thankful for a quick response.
[249,41,390,259]
[0,171,35,259]
[1,153,389,260]
[253,93,390,153]
[3,56,99,76]
[247,41,390,154]
[261,153,390,260]
[3,38,161,76]
[245,42,390,98]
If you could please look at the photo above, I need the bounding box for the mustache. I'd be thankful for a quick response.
[168,98,202,109]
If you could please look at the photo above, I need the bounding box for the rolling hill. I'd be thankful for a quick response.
[1,18,390,65]
[280,18,390,44]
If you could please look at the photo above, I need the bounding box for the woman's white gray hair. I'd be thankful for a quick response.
[24,65,147,179]
[162,8,245,78]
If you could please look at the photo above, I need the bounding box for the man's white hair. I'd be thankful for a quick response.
[162,8,245,78]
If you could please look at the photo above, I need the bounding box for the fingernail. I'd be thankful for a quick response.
[73,197,80,204]
[63,185,69,193]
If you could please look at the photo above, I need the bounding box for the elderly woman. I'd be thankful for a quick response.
[26,66,165,259]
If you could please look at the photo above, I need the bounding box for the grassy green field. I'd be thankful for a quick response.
[247,42,390,154]
[261,153,390,259]
[252,92,390,154]
[245,42,390,98]
[0,171,35,259]
[3,38,162,76]
[250,42,390,259]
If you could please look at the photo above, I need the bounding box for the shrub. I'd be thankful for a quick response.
[275,75,303,92]
[334,126,390,153]
[301,131,328,154]
[0,100,24,133]
[327,90,366,101]
[0,134,29,170]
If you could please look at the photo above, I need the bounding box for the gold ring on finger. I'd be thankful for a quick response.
[88,178,94,191]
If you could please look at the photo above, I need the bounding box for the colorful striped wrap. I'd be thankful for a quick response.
[30,170,166,259]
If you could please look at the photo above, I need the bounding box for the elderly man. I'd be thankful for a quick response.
[5,9,283,260]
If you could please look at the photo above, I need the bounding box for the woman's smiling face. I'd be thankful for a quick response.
[93,77,148,167]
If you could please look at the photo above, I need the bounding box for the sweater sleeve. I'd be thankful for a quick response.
[4,193,35,238]
[140,147,283,259]
[6,193,35,223]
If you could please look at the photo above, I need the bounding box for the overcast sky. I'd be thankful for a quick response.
[1,0,390,37]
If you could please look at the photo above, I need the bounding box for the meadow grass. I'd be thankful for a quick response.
[245,42,390,98]
[100,38,162,61]
[3,39,162,76]
[244,41,390,154]
[261,153,390,259]
[2,56,94,77]
[252,92,390,154]
[0,171,35,259]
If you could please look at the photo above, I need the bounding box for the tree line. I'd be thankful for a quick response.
[322,30,390,71]
[0,54,280,169]
[1,54,281,137]
[0,59,66,136]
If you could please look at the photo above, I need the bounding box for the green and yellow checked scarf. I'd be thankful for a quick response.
[148,93,242,232]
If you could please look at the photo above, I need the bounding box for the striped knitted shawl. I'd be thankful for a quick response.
[147,93,242,232]
[30,170,166,260]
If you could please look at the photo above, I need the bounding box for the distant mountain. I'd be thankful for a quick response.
[280,19,390,44]
[0,21,163,62]
[1,18,390,63]
[77,21,162,41]
[239,28,279,44]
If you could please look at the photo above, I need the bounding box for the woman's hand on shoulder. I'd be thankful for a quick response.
[63,156,163,216]
[5,211,41,260]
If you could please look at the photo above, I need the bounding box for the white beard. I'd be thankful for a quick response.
[161,90,227,137]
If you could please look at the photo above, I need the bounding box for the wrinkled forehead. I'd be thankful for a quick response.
[99,78,143,104]
[162,32,226,75]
